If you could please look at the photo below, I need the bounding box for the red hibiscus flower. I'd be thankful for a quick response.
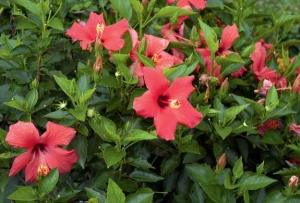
[133,67,203,140]
[130,34,182,86]
[168,0,206,10]
[257,119,281,136]
[66,12,128,51]
[5,121,78,182]
[217,24,239,55]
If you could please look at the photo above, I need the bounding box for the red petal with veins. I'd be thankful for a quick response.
[154,108,177,140]
[219,24,239,52]
[145,35,169,57]
[44,147,78,173]
[166,75,195,100]
[133,91,161,118]
[173,100,203,128]
[9,150,33,177]
[40,122,76,146]
[143,67,169,95]
[5,121,39,150]
[188,0,206,9]
[24,150,41,182]
[85,12,105,35]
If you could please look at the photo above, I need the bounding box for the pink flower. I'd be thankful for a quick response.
[254,79,272,96]
[6,121,78,182]
[168,0,206,10]
[217,24,239,55]
[133,67,203,140]
[66,12,128,51]
[289,124,300,137]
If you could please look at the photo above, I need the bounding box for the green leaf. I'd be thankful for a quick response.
[11,44,31,55]
[265,85,279,112]
[44,110,70,119]
[4,100,26,112]
[48,17,64,30]
[238,172,277,191]
[261,130,284,144]
[14,0,41,18]
[129,170,164,182]
[123,129,157,142]
[130,0,143,20]
[206,0,224,9]
[161,155,180,176]
[213,123,232,140]
[54,75,78,101]
[256,161,265,174]
[126,188,154,203]
[199,20,218,59]
[106,178,126,203]
[69,106,87,121]
[39,168,59,196]
[154,6,195,18]
[110,0,132,20]
[179,140,201,154]
[223,104,250,125]
[79,88,96,104]
[85,187,106,203]
[72,135,87,169]
[186,164,236,203]
[126,157,155,169]
[55,189,81,202]
[233,157,243,180]
[103,146,126,168]
[137,53,155,68]
[25,88,38,110]
[98,75,121,88]
[216,54,245,66]
[8,186,38,201]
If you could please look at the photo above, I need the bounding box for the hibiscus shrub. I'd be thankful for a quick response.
[1,0,300,202]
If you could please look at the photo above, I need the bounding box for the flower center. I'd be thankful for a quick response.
[151,54,162,63]
[169,99,181,109]
[157,95,181,109]
[37,164,49,177]
[96,23,105,35]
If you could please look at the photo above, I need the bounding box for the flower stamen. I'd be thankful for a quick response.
[169,99,181,109]
[151,54,162,63]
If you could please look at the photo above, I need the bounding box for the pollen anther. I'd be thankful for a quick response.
[37,164,49,177]
[169,99,181,109]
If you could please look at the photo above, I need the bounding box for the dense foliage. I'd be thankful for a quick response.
[0,0,300,202]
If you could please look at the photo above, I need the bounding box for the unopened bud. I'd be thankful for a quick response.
[87,108,96,118]
[288,175,299,190]
[142,0,148,7]
[93,55,103,74]
[292,74,300,94]
[199,74,209,86]
[218,78,228,99]
[217,153,226,169]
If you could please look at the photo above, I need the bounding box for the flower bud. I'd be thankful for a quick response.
[218,78,228,99]
[87,108,96,118]
[93,55,103,74]
[288,175,299,190]
[217,153,226,169]
[292,74,300,94]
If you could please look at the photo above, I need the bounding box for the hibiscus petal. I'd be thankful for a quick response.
[145,34,169,56]
[24,151,41,182]
[143,67,169,95]
[155,51,182,69]
[44,147,78,173]
[154,108,177,140]
[40,121,76,146]
[6,121,39,150]
[219,24,239,52]
[40,122,76,146]
[166,75,195,100]
[102,37,125,51]
[86,12,105,35]
[66,22,95,43]
[250,41,266,74]
[188,0,206,9]
[173,100,203,128]
[102,18,128,38]
[9,151,33,177]
[133,91,160,118]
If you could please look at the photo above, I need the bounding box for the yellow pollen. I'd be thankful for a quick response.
[96,23,105,35]
[37,164,49,177]
[151,54,162,63]
[220,51,230,58]
[169,99,181,109]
